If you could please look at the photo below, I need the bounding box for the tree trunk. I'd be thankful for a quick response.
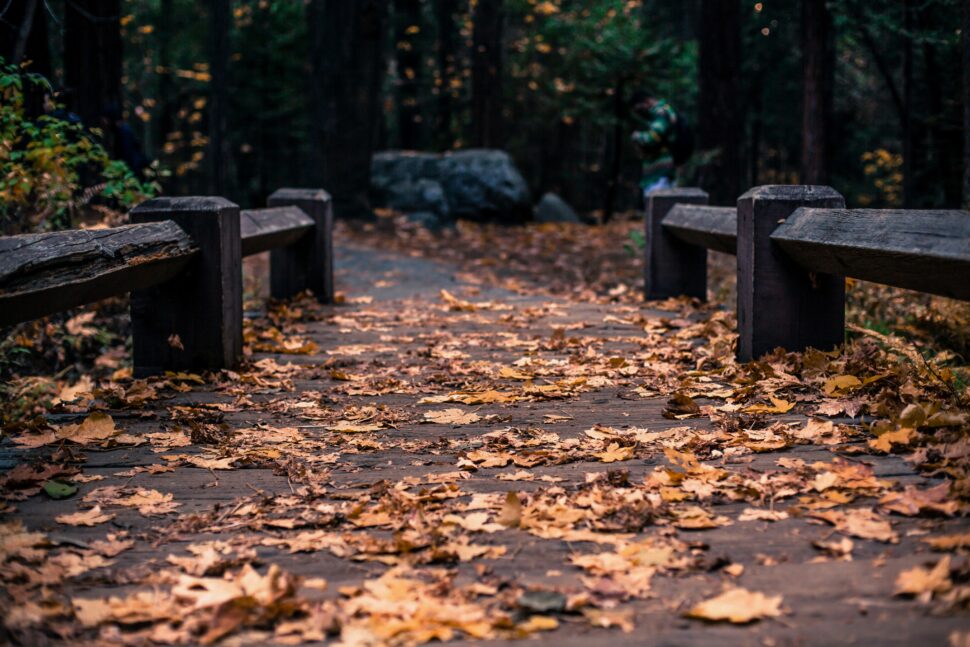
[12,0,39,65]
[800,0,833,185]
[697,0,742,205]
[395,0,423,150]
[64,0,123,128]
[902,0,915,207]
[963,0,970,210]
[435,0,458,148]
[922,8,961,208]
[308,0,388,219]
[603,79,625,222]
[471,0,504,148]
[208,0,231,196]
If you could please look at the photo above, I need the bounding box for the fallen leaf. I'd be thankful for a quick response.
[895,556,952,598]
[423,408,482,425]
[56,506,115,527]
[685,588,783,623]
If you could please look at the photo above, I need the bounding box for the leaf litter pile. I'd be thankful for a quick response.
[1,214,969,645]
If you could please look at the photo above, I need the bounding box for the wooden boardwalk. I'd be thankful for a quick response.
[2,240,968,645]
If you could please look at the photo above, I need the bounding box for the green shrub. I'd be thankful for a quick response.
[0,57,158,234]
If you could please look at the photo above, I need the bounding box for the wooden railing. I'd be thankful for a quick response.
[0,188,333,376]
[644,185,970,361]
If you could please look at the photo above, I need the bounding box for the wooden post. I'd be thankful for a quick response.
[736,185,845,362]
[267,188,334,303]
[130,197,242,376]
[644,187,709,300]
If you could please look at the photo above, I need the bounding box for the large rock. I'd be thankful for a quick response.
[534,192,580,223]
[371,149,532,225]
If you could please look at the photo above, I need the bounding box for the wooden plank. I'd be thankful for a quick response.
[644,188,709,300]
[662,205,738,255]
[267,188,334,302]
[130,197,242,376]
[772,208,970,301]
[0,222,197,327]
[239,206,314,257]
[737,185,846,361]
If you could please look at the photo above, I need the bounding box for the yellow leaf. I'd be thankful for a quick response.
[743,397,795,415]
[868,427,915,453]
[594,442,634,463]
[895,556,952,597]
[823,374,862,396]
[685,588,783,623]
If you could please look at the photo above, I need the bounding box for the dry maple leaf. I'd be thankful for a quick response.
[822,374,862,396]
[868,427,916,453]
[923,532,970,552]
[594,442,635,463]
[895,556,952,599]
[327,421,384,433]
[878,483,959,517]
[423,408,482,425]
[809,508,898,543]
[0,521,48,562]
[685,588,783,623]
[743,397,796,415]
[55,505,115,527]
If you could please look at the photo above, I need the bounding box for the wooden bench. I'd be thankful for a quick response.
[644,185,970,361]
[0,188,333,376]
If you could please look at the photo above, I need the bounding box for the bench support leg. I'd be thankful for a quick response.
[267,188,334,303]
[736,185,845,362]
[130,197,242,376]
[644,188,710,300]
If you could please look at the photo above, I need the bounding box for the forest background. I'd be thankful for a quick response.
[0,0,967,232]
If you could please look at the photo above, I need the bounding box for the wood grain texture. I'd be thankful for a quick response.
[662,205,738,255]
[130,197,242,376]
[772,207,970,300]
[239,206,314,257]
[0,222,197,327]
[737,185,845,361]
[268,188,334,302]
[644,188,709,300]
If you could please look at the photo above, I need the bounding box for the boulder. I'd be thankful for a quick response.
[370,149,532,225]
[534,192,580,223]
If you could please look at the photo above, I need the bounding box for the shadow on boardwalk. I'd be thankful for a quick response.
[1,238,968,645]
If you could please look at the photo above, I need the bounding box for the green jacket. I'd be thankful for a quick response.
[631,100,677,188]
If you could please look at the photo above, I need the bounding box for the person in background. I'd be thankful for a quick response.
[630,89,693,202]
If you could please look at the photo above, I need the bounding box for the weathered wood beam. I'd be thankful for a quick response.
[130,197,242,376]
[0,222,197,327]
[644,188,709,301]
[240,206,314,258]
[267,188,334,303]
[772,208,970,301]
[662,205,738,255]
[737,185,846,362]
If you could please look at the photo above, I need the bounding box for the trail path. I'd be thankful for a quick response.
[2,239,967,645]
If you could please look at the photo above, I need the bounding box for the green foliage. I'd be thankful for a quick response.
[0,58,158,234]
[0,58,155,234]
[508,1,693,125]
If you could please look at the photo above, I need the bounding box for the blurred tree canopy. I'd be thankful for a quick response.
[2,0,966,227]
